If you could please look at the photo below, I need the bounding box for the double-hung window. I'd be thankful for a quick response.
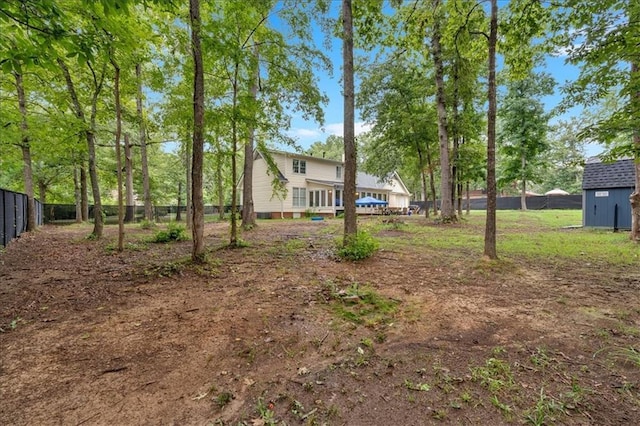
[293,159,306,174]
[292,187,307,207]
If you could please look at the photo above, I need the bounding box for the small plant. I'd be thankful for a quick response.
[432,408,447,420]
[524,388,566,426]
[610,346,640,367]
[336,231,379,261]
[139,219,156,230]
[404,379,431,392]
[152,222,188,243]
[460,391,473,403]
[490,395,513,420]
[470,358,515,393]
[256,397,277,425]
[215,391,234,408]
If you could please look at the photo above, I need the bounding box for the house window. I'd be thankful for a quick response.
[293,159,306,174]
[292,187,306,207]
[335,189,342,207]
[309,190,329,207]
[336,166,342,179]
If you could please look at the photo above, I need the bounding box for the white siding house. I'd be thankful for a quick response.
[242,150,411,218]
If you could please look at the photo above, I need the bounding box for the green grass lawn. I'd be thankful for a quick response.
[355,210,639,266]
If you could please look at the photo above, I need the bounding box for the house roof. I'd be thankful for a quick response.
[582,158,636,190]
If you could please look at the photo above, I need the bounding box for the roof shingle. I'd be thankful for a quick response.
[582,158,636,190]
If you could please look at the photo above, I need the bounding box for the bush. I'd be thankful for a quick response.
[139,219,156,230]
[336,231,379,261]
[153,222,188,243]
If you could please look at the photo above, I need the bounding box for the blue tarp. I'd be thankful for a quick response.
[355,196,388,206]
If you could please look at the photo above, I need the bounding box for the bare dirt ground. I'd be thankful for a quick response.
[1,219,639,425]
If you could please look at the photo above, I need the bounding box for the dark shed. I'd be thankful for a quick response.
[582,158,635,229]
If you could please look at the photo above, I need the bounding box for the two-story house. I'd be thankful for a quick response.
[243,150,411,218]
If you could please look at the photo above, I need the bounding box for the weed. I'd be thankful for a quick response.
[461,391,473,403]
[152,222,188,243]
[530,347,551,369]
[524,388,565,426]
[610,346,640,367]
[256,397,277,425]
[336,231,379,261]
[1,317,23,332]
[139,219,156,230]
[490,395,513,420]
[215,391,234,408]
[328,283,398,326]
[470,358,515,393]
[492,346,506,356]
[404,379,431,392]
[360,337,373,348]
[432,408,447,420]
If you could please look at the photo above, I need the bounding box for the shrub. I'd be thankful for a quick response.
[153,222,188,243]
[336,231,379,261]
[139,219,156,230]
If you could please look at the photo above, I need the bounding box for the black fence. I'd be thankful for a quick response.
[1,188,43,247]
[43,204,238,224]
[413,194,583,212]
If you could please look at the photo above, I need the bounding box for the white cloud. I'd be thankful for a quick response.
[323,121,373,136]
[287,128,322,138]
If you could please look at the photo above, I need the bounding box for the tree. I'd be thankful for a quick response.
[306,135,345,161]
[540,119,585,194]
[552,0,640,241]
[189,0,205,262]
[483,0,498,260]
[342,0,357,245]
[498,71,554,210]
[430,0,455,221]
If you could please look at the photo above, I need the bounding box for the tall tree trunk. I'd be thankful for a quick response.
[426,147,438,216]
[124,133,134,222]
[417,146,429,218]
[431,0,454,221]
[216,154,225,220]
[451,63,461,216]
[74,166,82,223]
[176,181,182,221]
[466,181,470,215]
[230,64,240,246]
[630,61,640,242]
[80,164,88,221]
[242,47,260,230]
[342,0,357,245]
[190,0,205,261]
[185,135,193,229]
[521,152,528,211]
[14,71,36,232]
[58,58,104,238]
[483,0,498,260]
[111,56,125,252]
[136,63,153,222]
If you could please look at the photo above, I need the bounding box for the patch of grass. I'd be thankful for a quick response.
[326,283,398,327]
[524,388,566,426]
[470,358,515,393]
[215,391,234,408]
[490,395,513,420]
[610,346,640,368]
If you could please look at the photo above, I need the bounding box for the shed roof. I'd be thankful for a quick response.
[582,158,636,190]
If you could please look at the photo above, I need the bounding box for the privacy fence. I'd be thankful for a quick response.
[1,188,43,247]
[414,194,583,212]
[43,204,235,224]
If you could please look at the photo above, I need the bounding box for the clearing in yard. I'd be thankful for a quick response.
[0,210,638,425]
